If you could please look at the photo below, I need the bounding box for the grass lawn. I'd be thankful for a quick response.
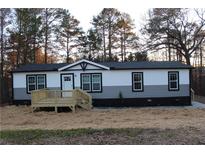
[1,127,205,145]
[1,106,205,144]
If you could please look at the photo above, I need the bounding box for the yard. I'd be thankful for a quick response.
[1,105,205,144]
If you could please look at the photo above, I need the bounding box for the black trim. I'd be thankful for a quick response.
[109,67,192,70]
[12,67,192,73]
[26,74,47,94]
[60,73,75,90]
[13,100,31,105]
[62,69,105,71]
[13,70,58,73]
[80,73,102,93]
[13,96,192,107]
[80,62,88,71]
[132,72,144,92]
[93,96,191,107]
[168,71,179,91]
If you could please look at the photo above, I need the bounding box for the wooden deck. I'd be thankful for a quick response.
[31,89,92,112]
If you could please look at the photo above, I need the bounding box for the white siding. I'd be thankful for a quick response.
[13,69,190,88]
[46,72,60,87]
[66,69,190,87]
[13,72,61,88]
[13,73,27,88]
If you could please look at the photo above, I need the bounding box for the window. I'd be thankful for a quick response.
[82,74,91,91]
[37,75,46,89]
[92,74,101,92]
[64,76,71,81]
[27,74,46,93]
[81,73,102,92]
[168,72,179,91]
[132,72,143,92]
[28,76,36,92]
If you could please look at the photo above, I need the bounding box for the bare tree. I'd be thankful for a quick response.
[141,8,205,65]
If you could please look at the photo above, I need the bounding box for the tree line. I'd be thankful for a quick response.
[141,8,205,66]
[1,9,205,73]
[0,8,145,77]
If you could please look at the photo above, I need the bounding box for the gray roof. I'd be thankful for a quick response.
[13,63,68,72]
[12,61,192,73]
[98,61,192,69]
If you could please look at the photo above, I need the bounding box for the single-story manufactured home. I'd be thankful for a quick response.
[12,59,192,107]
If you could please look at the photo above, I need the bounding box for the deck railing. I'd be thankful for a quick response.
[31,89,92,111]
[31,89,74,104]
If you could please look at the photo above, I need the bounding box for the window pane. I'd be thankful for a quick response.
[37,75,45,84]
[82,75,90,83]
[93,83,100,91]
[169,73,177,81]
[170,82,177,89]
[92,74,101,83]
[28,76,36,83]
[38,84,45,89]
[29,85,35,91]
[134,82,142,90]
[83,83,90,91]
[134,73,142,82]
[64,76,71,81]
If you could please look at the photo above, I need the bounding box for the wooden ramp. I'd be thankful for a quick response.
[31,89,92,112]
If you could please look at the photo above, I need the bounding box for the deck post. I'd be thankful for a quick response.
[55,107,58,113]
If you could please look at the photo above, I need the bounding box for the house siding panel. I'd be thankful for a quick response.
[12,69,190,104]
[13,87,60,100]
[87,84,189,99]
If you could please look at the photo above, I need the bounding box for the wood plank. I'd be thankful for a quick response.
[31,89,92,112]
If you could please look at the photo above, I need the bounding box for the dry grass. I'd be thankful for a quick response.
[1,127,205,144]
[1,105,205,130]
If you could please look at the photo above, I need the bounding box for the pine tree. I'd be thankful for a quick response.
[55,9,84,63]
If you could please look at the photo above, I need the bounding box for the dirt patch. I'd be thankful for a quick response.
[1,106,205,130]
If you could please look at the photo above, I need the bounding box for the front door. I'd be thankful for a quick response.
[61,74,74,97]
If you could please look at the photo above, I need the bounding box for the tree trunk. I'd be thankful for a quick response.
[123,27,126,61]
[44,8,48,64]
[200,44,203,68]
[167,38,171,61]
[0,9,4,77]
[0,9,4,104]
[108,18,112,61]
[16,10,22,67]
[120,34,123,62]
[66,35,69,63]
[33,38,36,63]
[102,25,106,61]
[185,53,191,65]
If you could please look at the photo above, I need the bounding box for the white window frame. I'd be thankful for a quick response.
[168,72,179,91]
[27,75,36,93]
[132,72,143,92]
[37,75,46,89]
[91,74,101,92]
[81,74,91,92]
[27,74,46,93]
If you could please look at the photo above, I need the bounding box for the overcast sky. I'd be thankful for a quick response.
[3,0,205,33]
[69,7,149,33]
